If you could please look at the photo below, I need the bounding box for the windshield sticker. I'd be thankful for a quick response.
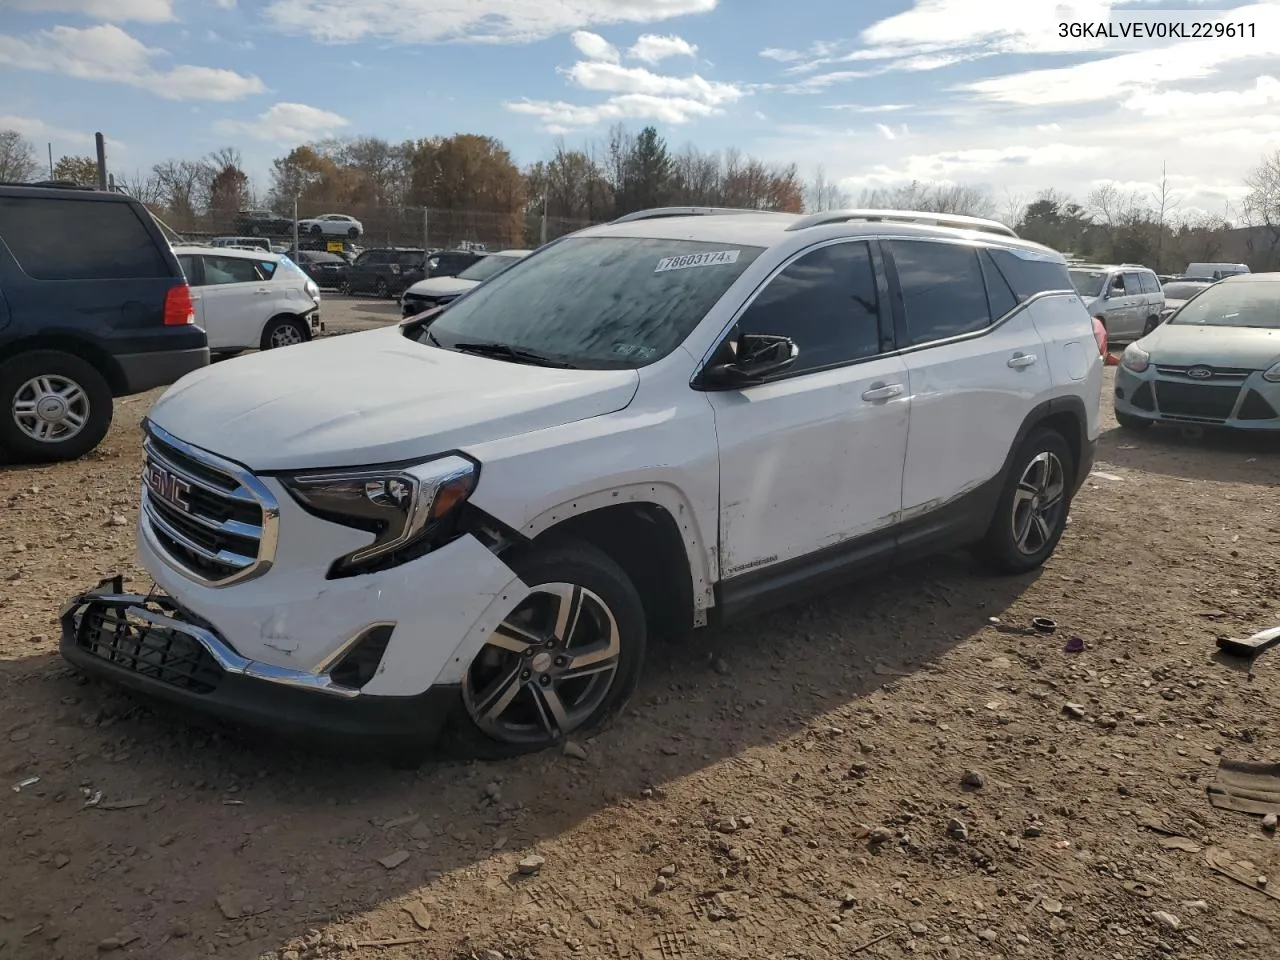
[655,250,741,273]
[612,343,658,360]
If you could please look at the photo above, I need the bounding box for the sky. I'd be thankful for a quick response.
[1,0,1279,220]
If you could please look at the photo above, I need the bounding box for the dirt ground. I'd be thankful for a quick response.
[2,307,1280,959]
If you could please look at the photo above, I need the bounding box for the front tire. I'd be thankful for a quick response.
[0,350,112,462]
[450,540,647,759]
[375,278,389,298]
[260,316,308,350]
[975,428,1075,575]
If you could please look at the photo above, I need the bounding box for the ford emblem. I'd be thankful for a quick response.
[1186,365,1213,379]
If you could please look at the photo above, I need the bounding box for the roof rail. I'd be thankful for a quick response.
[785,208,1018,238]
[0,179,97,191]
[611,206,790,224]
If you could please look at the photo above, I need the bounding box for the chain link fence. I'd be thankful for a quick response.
[163,205,600,250]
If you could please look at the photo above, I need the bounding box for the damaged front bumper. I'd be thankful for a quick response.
[59,576,458,750]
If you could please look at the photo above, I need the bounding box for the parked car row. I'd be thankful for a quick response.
[233,209,365,239]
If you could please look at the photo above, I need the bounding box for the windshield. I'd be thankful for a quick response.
[1169,281,1280,329]
[1069,269,1106,298]
[420,237,764,369]
[1162,281,1212,301]
[457,254,522,283]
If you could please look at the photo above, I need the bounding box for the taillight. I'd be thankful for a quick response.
[1091,316,1107,357]
[164,282,195,326]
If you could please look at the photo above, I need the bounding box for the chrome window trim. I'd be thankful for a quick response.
[142,420,280,588]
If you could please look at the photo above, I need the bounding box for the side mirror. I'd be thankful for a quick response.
[699,333,799,388]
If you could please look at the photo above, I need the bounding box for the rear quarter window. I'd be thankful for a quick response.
[986,248,1073,302]
[0,196,169,281]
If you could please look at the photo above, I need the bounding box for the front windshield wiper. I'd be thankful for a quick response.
[451,341,578,369]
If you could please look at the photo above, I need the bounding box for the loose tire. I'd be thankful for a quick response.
[449,540,647,759]
[260,316,308,350]
[1115,410,1153,432]
[0,350,112,462]
[975,428,1075,575]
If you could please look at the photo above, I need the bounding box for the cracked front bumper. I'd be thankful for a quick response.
[59,576,459,750]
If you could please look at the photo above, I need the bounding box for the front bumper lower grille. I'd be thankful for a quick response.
[72,593,223,694]
[1153,381,1240,422]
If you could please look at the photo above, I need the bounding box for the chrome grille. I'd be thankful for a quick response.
[140,422,279,587]
[1154,364,1251,381]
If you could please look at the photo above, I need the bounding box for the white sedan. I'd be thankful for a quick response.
[296,213,363,239]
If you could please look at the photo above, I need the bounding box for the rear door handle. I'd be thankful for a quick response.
[1008,353,1037,369]
[255,288,271,295]
[861,383,904,402]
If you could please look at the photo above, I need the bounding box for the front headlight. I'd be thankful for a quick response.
[305,279,320,300]
[1264,361,1280,383]
[1121,343,1150,372]
[281,455,478,577]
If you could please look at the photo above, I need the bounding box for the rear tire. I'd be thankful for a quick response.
[447,540,647,760]
[260,316,308,350]
[0,350,112,462]
[975,428,1075,575]
[1116,411,1153,432]
[375,278,389,298]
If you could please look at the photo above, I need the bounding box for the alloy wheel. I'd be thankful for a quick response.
[11,374,90,443]
[268,324,304,348]
[461,583,622,746]
[1011,451,1066,556]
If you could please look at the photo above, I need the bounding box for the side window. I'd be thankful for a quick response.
[734,240,881,375]
[1110,273,1126,294]
[201,256,260,285]
[978,249,1017,319]
[885,240,990,346]
[985,248,1073,301]
[176,254,201,285]
[257,260,277,278]
[0,197,168,281]
[1142,272,1160,295]
[353,252,376,267]
[1123,272,1143,295]
[400,252,423,267]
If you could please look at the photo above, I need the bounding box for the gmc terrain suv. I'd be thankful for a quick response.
[0,182,209,462]
[61,208,1102,761]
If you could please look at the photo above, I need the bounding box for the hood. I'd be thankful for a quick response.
[405,276,477,298]
[1143,321,1280,369]
[148,326,640,471]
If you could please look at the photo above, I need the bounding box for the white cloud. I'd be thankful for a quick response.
[214,0,237,7]
[627,34,697,63]
[0,115,94,150]
[215,102,349,143]
[0,24,264,101]
[875,123,909,140]
[8,0,174,21]
[263,0,718,44]
[506,33,744,130]
[824,103,912,113]
[571,30,619,63]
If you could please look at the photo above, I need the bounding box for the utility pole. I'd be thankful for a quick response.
[94,132,107,191]
[47,143,53,179]
[292,195,300,257]
[540,192,548,246]
[422,208,429,253]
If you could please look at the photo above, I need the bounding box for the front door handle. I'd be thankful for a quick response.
[255,288,271,295]
[1008,353,1037,369]
[862,382,904,402]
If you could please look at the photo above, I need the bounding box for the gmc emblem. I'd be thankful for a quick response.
[144,463,192,511]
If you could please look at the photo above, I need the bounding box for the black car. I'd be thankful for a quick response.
[427,248,487,278]
[232,209,295,236]
[0,182,209,462]
[291,250,348,288]
[340,247,428,297]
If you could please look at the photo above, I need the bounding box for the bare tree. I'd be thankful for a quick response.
[1242,150,1280,266]
[805,165,851,212]
[152,158,211,223]
[1001,189,1027,229]
[857,180,995,217]
[118,170,163,206]
[1149,162,1181,272]
[0,129,39,182]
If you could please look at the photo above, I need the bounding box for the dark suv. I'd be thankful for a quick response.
[426,248,487,278]
[340,247,427,297]
[0,183,209,462]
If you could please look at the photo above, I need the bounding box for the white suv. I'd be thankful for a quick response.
[173,245,323,356]
[62,208,1102,761]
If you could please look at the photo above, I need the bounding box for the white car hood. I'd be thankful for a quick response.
[1144,321,1280,369]
[405,276,477,298]
[148,326,640,470]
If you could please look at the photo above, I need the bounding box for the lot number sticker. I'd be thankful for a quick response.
[655,250,741,273]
